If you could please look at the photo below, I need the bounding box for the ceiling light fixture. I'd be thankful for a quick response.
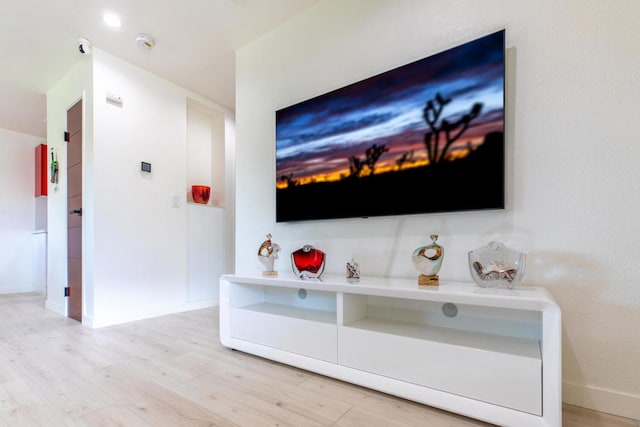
[103,13,122,28]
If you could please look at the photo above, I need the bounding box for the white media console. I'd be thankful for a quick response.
[219,273,561,427]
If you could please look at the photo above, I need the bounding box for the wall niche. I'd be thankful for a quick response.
[186,98,225,207]
[186,98,228,303]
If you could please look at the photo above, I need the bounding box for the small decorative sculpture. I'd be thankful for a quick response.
[412,234,444,287]
[346,258,360,283]
[291,245,326,279]
[192,185,211,204]
[257,233,280,277]
[50,148,59,184]
[468,241,526,289]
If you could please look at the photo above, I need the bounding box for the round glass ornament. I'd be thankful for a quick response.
[468,241,526,289]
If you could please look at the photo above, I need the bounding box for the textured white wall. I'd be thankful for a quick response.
[235,0,640,418]
[90,49,190,326]
[89,49,233,327]
[47,49,233,327]
[0,128,45,293]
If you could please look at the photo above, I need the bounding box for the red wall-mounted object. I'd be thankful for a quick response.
[35,143,48,197]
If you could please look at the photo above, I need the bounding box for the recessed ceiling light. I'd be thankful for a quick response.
[103,13,122,28]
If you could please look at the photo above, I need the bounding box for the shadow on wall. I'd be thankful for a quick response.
[526,250,638,394]
[527,251,602,290]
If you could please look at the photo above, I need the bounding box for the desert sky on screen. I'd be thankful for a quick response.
[275,30,505,187]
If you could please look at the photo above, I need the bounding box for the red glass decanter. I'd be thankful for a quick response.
[291,245,326,279]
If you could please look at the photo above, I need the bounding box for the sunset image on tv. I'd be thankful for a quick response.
[276,30,505,222]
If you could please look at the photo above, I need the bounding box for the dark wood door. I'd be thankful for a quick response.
[67,100,82,321]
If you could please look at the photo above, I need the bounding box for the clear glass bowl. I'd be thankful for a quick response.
[468,241,526,289]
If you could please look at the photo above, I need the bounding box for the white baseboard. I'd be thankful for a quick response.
[563,381,640,420]
[45,298,65,316]
[0,286,36,294]
[184,298,220,311]
[87,298,219,328]
[82,314,95,328]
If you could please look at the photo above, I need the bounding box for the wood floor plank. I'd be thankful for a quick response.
[0,381,67,426]
[333,406,423,427]
[175,375,329,427]
[299,374,492,426]
[173,353,352,426]
[80,404,154,427]
[562,404,639,427]
[0,293,637,427]
[84,363,237,426]
[174,347,312,388]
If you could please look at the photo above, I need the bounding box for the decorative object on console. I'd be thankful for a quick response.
[468,241,526,289]
[291,245,326,279]
[191,185,211,204]
[412,234,444,287]
[50,147,59,184]
[35,144,48,197]
[257,233,280,277]
[346,258,360,283]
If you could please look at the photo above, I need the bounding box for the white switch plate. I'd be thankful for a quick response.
[106,91,123,106]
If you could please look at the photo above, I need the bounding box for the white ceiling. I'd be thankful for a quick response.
[0,0,319,138]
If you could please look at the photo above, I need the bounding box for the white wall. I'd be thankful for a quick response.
[46,49,234,327]
[90,49,190,326]
[235,0,640,419]
[0,128,45,294]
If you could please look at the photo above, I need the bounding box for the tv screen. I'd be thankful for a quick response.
[276,30,505,222]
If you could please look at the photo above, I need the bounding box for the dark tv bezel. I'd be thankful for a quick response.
[275,30,506,223]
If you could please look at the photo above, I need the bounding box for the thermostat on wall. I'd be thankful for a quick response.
[140,162,151,173]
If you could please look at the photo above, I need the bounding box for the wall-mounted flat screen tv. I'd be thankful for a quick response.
[276,30,505,222]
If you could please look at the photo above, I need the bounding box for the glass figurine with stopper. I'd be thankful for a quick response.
[291,245,326,279]
[412,234,444,287]
[346,258,360,283]
[257,233,280,277]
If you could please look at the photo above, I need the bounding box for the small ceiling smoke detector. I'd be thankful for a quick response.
[136,33,155,49]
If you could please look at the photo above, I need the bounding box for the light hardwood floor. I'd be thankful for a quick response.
[0,293,638,426]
